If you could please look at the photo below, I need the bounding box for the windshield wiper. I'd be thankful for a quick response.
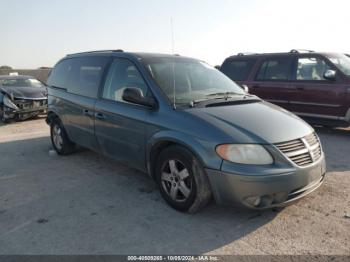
[206,91,242,98]
[189,93,257,108]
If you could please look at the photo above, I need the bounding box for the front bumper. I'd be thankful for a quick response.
[206,155,326,209]
[3,105,47,120]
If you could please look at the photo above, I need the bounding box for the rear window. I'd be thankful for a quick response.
[256,57,293,81]
[48,56,110,98]
[221,59,256,81]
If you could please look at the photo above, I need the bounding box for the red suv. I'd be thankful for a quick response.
[220,50,350,127]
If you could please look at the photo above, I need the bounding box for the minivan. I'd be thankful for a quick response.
[220,50,350,127]
[46,50,326,213]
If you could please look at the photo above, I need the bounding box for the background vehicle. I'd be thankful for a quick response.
[220,50,350,127]
[46,50,325,213]
[0,75,47,122]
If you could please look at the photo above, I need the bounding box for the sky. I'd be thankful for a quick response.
[0,0,349,68]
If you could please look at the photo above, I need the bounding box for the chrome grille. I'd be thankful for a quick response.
[275,132,322,167]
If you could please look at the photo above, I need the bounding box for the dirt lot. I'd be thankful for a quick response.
[0,118,349,255]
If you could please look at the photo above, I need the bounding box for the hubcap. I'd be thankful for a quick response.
[52,124,63,150]
[161,159,192,202]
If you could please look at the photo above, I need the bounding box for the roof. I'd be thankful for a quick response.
[225,50,341,60]
[65,50,195,60]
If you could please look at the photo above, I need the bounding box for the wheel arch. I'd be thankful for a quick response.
[146,130,221,180]
[346,108,350,123]
[46,110,59,125]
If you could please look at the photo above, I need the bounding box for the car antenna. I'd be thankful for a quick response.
[171,17,176,109]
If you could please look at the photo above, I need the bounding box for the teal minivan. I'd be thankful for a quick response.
[46,50,326,213]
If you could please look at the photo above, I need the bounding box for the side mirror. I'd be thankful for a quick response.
[241,84,249,93]
[122,87,156,108]
[324,70,336,80]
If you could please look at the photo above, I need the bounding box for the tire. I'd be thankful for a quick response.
[155,145,212,213]
[50,117,76,155]
[0,106,8,123]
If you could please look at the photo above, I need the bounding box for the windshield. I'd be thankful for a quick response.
[326,53,350,76]
[143,57,245,105]
[0,78,45,88]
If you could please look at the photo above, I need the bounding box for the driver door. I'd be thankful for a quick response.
[289,55,347,118]
[94,58,150,171]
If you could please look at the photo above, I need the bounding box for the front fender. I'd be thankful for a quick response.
[146,129,223,174]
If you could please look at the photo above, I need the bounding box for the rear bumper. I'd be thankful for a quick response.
[206,155,326,209]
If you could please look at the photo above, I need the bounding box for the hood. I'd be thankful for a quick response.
[0,86,47,100]
[185,101,313,144]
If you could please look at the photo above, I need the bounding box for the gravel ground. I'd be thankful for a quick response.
[0,118,349,255]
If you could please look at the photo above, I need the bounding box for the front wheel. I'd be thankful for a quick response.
[50,117,76,155]
[0,106,9,123]
[155,145,212,213]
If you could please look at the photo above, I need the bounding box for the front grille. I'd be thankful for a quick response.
[275,132,322,167]
[14,99,47,110]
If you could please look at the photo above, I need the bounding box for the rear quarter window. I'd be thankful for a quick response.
[221,58,256,81]
[47,59,73,88]
[48,56,110,98]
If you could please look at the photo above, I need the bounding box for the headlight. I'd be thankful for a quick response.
[216,144,273,165]
[3,95,19,110]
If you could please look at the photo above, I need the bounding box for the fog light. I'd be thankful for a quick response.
[261,195,273,207]
[245,196,261,207]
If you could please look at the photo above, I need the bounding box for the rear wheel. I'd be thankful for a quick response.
[155,145,212,213]
[50,117,76,155]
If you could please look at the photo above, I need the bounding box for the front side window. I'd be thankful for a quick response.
[221,59,256,81]
[142,57,245,105]
[256,57,293,81]
[296,57,330,81]
[102,58,148,103]
[325,53,350,76]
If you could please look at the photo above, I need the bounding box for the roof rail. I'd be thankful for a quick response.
[290,49,314,53]
[66,49,124,56]
[237,52,258,56]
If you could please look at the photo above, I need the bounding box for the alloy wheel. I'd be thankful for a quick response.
[52,124,63,150]
[161,159,193,202]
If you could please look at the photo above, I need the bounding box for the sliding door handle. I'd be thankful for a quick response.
[95,112,106,120]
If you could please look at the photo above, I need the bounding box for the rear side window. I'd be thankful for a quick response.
[221,59,256,81]
[67,57,110,98]
[256,57,293,81]
[48,56,110,98]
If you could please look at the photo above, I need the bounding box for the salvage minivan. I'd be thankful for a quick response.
[46,50,326,213]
